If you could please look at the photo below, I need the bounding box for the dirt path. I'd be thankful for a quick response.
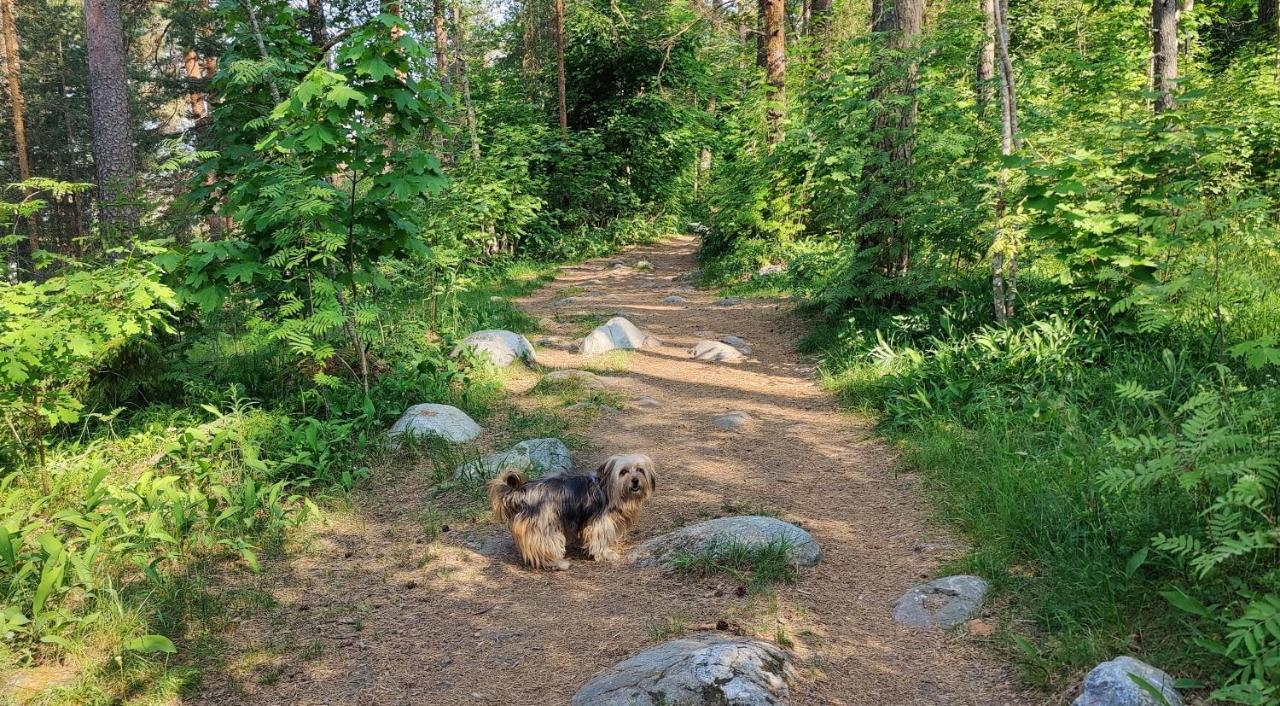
[194,235,1029,705]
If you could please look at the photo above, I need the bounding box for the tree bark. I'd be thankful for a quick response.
[764,0,786,144]
[755,0,767,68]
[555,0,567,138]
[977,0,995,109]
[1260,0,1277,34]
[809,0,832,35]
[453,3,481,163]
[83,0,136,234]
[1151,0,1178,113]
[1,0,38,259]
[859,0,925,278]
[991,0,1019,322]
[307,0,326,46]
[433,0,449,79]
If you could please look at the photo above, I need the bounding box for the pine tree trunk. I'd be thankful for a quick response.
[764,0,786,144]
[1,0,38,258]
[1261,0,1278,34]
[756,0,767,68]
[1151,0,1178,113]
[453,3,481,163]
[809,0,831,35]
[859,0,925,279]
[555,0,567,138]
[433,0,449,79]
[977,0,995,109]
[83,0,136,234]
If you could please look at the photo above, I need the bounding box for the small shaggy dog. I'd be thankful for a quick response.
[488,453,656,570]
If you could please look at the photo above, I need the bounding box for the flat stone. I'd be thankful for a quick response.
[634,260,653,270]
[1073,656,1183,706]
[718,335,752,354]
[571,633,796,706]
[454,438,572,480]
[662,295,688,304]
[631,396,663,409]
[892,575,990,629]
[388,404,481,446]
[715,297,743,306]
[552,296,585,307]
[542,369,609,390]
[456,329,536,367]
[631,516,822,568]
[714,411,752,431]
[581,317,660,355]
[690,340,747,363]
[536,337,578,351]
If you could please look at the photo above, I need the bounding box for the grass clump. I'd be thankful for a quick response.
[670,539,798,596]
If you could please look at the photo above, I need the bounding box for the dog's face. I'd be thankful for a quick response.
[596,453,656,504]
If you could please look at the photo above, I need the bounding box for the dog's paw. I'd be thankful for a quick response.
[553,560,571,571]
[594,550,622,562]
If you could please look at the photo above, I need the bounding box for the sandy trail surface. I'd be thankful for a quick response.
[194,235,1030,705]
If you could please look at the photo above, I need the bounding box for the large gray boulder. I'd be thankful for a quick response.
[690,340,747,363]
[1073,657,1183,706]
[388,404,481,446]
[571,633,796,706]
[454,438,572,480]
[892,575,990,629]
[719,335,752,354]
[631,516,821,568]
[580,317,660,355]
[456,329,536,367]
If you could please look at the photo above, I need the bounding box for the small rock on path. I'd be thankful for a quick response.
[690,340,747,363]
[581,316,660,355]
[714,411,752,431]
[456,329,536,367]
[892,575,990,629]
[453,438,572,480]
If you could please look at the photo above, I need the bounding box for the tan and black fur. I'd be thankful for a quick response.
[488,454,656,570]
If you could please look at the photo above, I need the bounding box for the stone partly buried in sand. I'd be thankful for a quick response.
[580,316,661,355]
[630,516,822,568]
[690,339,747,363]
[387,404,481,447]
[455,329,537,367]
[1072,656,1183,706]
[714,411,752,431]
[453,438,572,480]
[571,633,797,706]
[892,575,990,629]
[542,368,610,390]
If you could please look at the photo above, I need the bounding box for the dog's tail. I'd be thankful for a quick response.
[487,468,527,523]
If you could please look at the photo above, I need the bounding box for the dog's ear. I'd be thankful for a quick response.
[595,457,615,479]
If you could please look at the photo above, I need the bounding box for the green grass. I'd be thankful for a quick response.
[670,539,799,596]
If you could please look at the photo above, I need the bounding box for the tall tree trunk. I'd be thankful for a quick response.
[184,50,207,120]
[555,0,567,139]
[809,0,831,35]
[83,0,136,233]
[977,0,995,109]
[991,0,1019,322]
[433,0,449,79]
[453,3,481,163]
[307,0,326,46]
[1261,0,1278,34]
[756,0,767,67]
[1151,0,1178,113]
[859,0,925,279]
[1,0,38,259]
[764,0,786,144]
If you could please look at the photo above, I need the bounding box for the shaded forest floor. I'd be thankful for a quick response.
[192,235,1030,705]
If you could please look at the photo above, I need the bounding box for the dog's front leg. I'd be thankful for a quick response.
[583,518,622,562]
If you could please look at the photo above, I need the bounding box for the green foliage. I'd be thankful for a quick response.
[670,539,799,595]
